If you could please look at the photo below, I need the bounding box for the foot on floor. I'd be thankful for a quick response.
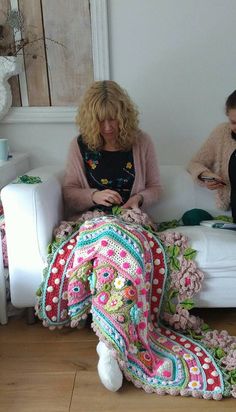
[96,341,123,392]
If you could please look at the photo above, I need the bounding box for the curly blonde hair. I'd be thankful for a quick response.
[76,80,139,150]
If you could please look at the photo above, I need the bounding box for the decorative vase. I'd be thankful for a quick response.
[0,56,22,120]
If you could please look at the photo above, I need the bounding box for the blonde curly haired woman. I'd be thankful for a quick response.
[63,80,161,218]
[62,80,162,391]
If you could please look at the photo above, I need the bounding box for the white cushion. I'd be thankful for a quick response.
[165,226,236,307]
[170,226,236,272]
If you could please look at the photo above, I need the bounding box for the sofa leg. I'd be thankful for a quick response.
[26,307,36,325]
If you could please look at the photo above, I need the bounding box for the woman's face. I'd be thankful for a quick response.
[227,109,236,133]
[99,119,119,142]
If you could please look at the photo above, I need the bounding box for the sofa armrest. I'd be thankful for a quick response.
[1,166,64,307]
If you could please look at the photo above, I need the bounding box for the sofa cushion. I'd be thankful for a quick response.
[164,225,236,307]
[166,225,236,276]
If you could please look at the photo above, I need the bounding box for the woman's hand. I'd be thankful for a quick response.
[200,172,226,190]
[92,189,122,206]
[122,194,143,209]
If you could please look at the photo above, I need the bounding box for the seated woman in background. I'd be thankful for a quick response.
[187,90,236,222]
[37,81,230,400]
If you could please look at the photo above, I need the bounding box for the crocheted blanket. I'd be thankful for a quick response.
[0,202,8,268]
[36,215,236,400]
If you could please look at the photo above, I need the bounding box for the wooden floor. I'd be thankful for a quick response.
[0,309,236,412]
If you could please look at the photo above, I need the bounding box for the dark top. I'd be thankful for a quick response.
[229,132,236,222]
[77,135,135,212]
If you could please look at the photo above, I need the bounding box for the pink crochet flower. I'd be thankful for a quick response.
[163,304,203,332]
[158,231,188,251]
[120,208,157,230]
[96,267,115,284]
[116,314,125,323]
[202,330,236,351]
[170,257,204,300]
[97,291,110,305]
[68,280,86,305]
[202,329,236,369]
[221,349,236,371]
[78,210,106,221]
[53,221,75,240]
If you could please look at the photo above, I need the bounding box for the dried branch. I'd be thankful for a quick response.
[0,9,64,59]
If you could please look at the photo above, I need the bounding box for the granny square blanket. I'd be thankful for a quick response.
[37,215,236,400]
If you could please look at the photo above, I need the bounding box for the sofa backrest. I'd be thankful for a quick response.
[149,165,231,222]
[8,164,229,224]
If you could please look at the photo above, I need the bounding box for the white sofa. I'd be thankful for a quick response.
[1,165,236,311]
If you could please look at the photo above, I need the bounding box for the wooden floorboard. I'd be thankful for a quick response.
[0,309,235,412]
[0,372,75,412]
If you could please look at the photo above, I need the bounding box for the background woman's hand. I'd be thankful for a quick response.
[122,194,143,209]
[92,189,122,206]
[200,172,226,191]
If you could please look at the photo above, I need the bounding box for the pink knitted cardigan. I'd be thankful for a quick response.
[63,130,162,216]
[187,122,236,210]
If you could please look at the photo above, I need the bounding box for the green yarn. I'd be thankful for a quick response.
[14,175,42,184]
[182,208,213,226]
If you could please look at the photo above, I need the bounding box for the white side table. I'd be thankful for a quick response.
[0,153,30,325]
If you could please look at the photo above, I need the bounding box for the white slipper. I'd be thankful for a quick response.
[96,341,123,392]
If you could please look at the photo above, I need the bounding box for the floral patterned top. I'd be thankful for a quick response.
[77,135,135,211]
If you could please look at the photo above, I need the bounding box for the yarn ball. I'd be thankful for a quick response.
[182,209,213,226]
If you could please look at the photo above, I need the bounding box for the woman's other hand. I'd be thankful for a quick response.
[200,172,226,190]
[122,194,143,209]
[92,189,122,206]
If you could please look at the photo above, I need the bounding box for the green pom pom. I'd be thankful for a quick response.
[182,208,213,226]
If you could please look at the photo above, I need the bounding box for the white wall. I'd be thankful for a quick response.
[0,117,77,169]
[1,0,236,168]
[108,0,236,164]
